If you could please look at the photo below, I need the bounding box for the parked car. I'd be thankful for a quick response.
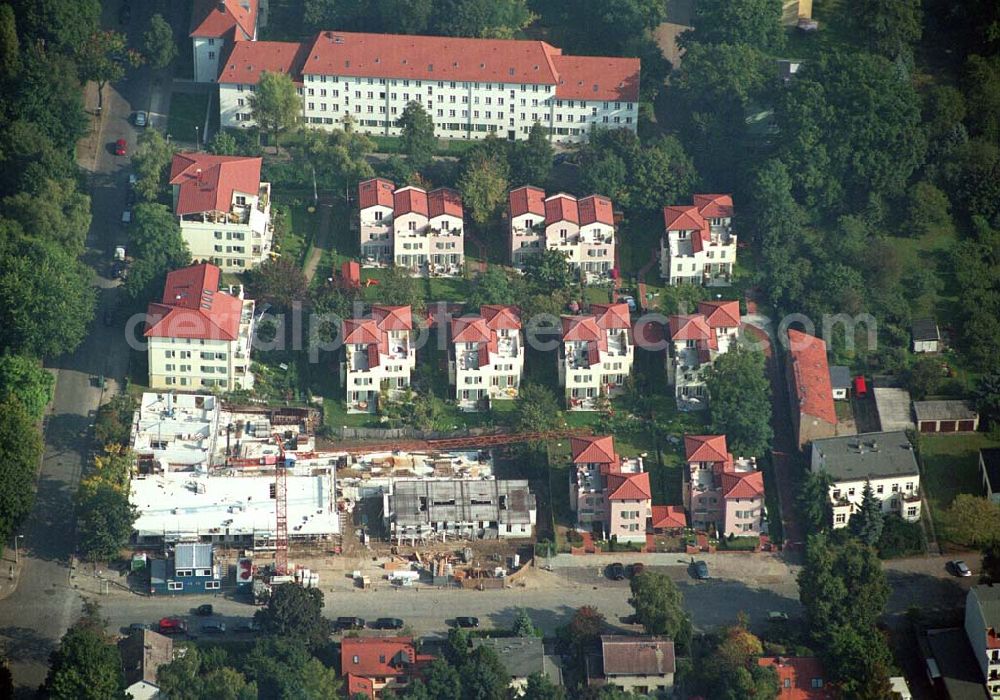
[134,111,147,128]
[335,617,365,631]
[126,188,136,206]
[627,562,646,578]
[201,621,226,634]
[372,618,405,630]
[128,173,137,188]
[158,618,187,635]
[454,617,480,628]
[768,611,789,622]
[692,560,710,580]
[115,138,128,156]
[127,623,150,633]
[947,560,972,577]
[618,295,637,313]
[195,604,214,616]
[235,620,259,633]
[606,562,626,581]
[121,209,131,225]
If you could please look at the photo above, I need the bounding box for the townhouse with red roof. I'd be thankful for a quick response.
[683,435,766,538]
[660,194,737,286]
[559,303,633,410]
[356,179,464,275]
[508,187,616,280]
[569,436,653,543]
[341,637,434,699]
[666,299,741,411]
[190,0,258,84]
[216,31,640,144]
[758,656,836,699]
[169,153,273,272]
[145,263,256,391]
[448,305,524,410]
[339,305,416,413]
[786,329,839,449]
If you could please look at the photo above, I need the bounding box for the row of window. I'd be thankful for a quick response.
[165,580,221,591]
[163,377,231,387]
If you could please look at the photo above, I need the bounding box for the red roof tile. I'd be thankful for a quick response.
[427,188,463,219]
[394,186,429,217]
[668,314,713,343]
[606,472,652,501]
[552,55,640,102]
[545,194,579,225]
[358,177,396,210]
[601,636,675,676]
[651,505,687,529]
[169,153,263,216]
[480,305,521,330]
[190,0,257,39]
[684,435,730,464]
[787,329,836,426]
[578,195,614,226]
[342,319,381,346]
[663,204,705,232]
[340,637,424,681]
[451,316,491,344]
[694,193,734,220]
[372,305,413,331]
[591,303,631,330]
[697,300,740,329]
[721,470,764,500]
[758,657,835,699]
[144,264,243,341]
[346,674,374,699]
[217,40,307,84]
[571,436,618,465]
[561,315,603,343]
[509,186,546,218]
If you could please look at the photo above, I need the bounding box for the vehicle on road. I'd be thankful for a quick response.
[128,173,137,188]
[115,138,128,156]
[618,295,637,313]
[627,562,646,578]
[158,617,187,635]
[127,623,150,633]
[201,621,226,633]
[195,604,214,616]
[947,560,972,577]
[768,611,789,622]
[692,560,710,580]
[454,617,480,628]
[121,209,131,225]
[236,620,259,633]
[606,562,626,581]
[134,111,147,128]
[335,616,365,631]
[372,618,405,630]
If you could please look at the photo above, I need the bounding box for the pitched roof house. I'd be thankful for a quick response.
[449,305,524,410]
[341,637,434,699]
[588,636,675,694]
[340,305,415,413]
[569,435,653,543]
[667,299,741,411]
[190,0,258,83]
[559,303,633,410]
[118,629,174,700]
[683,435,765,538]
[757,656,836,699]
[660,194,737,286]
[786,329,838,449]
[963,585,1000,698]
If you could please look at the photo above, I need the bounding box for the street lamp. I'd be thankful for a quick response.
[13,534,24,565]
[195,125,200,148]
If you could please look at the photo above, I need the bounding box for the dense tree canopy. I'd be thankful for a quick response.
[0,398,43,548]
[254,584,332,649]
[250,71,302,151]
[457,151,510,226]
[0,353,54,420]
[686,0,785,51]
[399,101,436,171]
[704,346,773,457]
[76,482,137,561]
[629,571,692,651]
[849,0,922,59]
[143,14,177,70]
[44,604,126,700]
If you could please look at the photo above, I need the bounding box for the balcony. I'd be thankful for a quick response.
[606,331,629,356]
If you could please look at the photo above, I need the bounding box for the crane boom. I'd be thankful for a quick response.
[273,434,289,575]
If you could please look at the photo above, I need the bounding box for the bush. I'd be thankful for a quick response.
[876,515,925,558]
[719,536,759,551]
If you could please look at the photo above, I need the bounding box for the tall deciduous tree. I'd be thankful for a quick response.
[253,584,332,649]
[143,14,177,70]
[703,346,772,457]
[466,266,524,308]
[244,258,308,313]
[250,71,302,152]
[849,0,922,58]
[0,354,54,421]
[510,123,553,186]
[16,0,101,54]
[686,0,785,51]
[44,604,126,700]
[942,495,1000,547]
[399,101,436,170]
[243,638,341,698]
[525,672,565,700]
[511,384,563,434]
[628,571,692,651]
[76,483,137,561]
[122,203,190,310]
[368,266,424,313]
[457,152,510,226]
[2,177,92,254]
[76,30,142,110]
[0,398,43,545]
[131,129,173,202]
[460,645,510,700]
[437,0,534,38]
[0,4,19,78]
[521,248,576,295]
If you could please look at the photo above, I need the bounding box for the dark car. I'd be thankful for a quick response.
[195,604,214,616]
[126,189,137,206]
[115,138,128,156]
[236,620,259,633]
[201,621,226,633]
[947,560,972,577]
[127,623,150,633]
[628,562,646,578]
[693,560,710,580]
[335,617,365,631]
[606,562,626,581]
[372,617,405,630]
[454,617,480,628]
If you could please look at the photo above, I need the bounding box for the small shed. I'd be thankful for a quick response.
[913,400,979,434]
[829,366,851,401]
[911,318,941,353]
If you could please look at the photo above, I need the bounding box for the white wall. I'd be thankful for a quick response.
[193,37,224,83]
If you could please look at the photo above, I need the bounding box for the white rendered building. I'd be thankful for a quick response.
[448,305,524,410]
[558,303,633,410]
[340,305,416,413]
[145,263,256,392]
[217,32,640,144]
[169,153,273,272]
[190,0,258,84]
[661,194,737,286]
[666,300,741,411]
[964,586,1000,699]
[508,187,616,281]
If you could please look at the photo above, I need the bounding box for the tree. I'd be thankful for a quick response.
[943,139,1000,221]
[565,606,605,651]
[457,152,510,226]
[44,604,126,700]
[0,4,19,78]
[798,535,889,634]
[904,355,944,400]
[131,129,173,202]
[253,583,332,649]
[244,258,308,313]
[524,672,565,700]
[208,130,240,156]
[905,181,953,238]
[436,0,534,38]
[687,0,785,51]
[156,644,202,699]
[2,177,92,254]
[10,44,88,153]
[369,266,424,313]
[942,495,1000,547]
[418,658,461,700]
[964,54,1000,142]
[626,136,698,211]
[510,123,553,186]
[703,346,772,457]
[849,0,922,58]
[76,483,137,560]
[0,354,54,420]
[981,541,1000,584]
[849,481,884,546]
[511,607,537,637]
[695,625,779,700]
[521,249,576,295]
[798,471,833,533]
[511,384,563,434]
[444,627,471,667]
[398,101,436,171]
[143,14,177,70]
[76,30,141,111]
[250,71,302,152]
[0,398,43,545]
[466,266,523,308]
[460,645,509,700]
[200,667,258,700]
[628,572,692,651]
[824,624,895,698]
[579,154,628,207]
[16,0,101,54]
[974,369,1000,431]
[243,638,341,699]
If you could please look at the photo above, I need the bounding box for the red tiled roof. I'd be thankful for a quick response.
[343,319,381,346]
[668,314,712,342]
[394,186,429,217]
[591,303,631,330]
[144,264,243,341]
[359,177,395,210]
[571,436,617,465]
[427,188,463,219]
[562,315,603,343]
[480,305,521,330]
[578,195,614,226]
[346,674,374,699]
[651,505,687,529]
[606,472,652,501]
[372,305,413,331]
[341,637,422,681]
[509,186,546,218]
[217,40,307,84]
[451,316,491,344]
[305,31,561,85]
[190,0,257,39]
[545,194,579,225]
[663,204,705,232]
[787,329,836,425]
[697,300,740,329]
[169,153,263,216]
[684,435,730,464]
[552,55,641,102]
[721,470,764,500]
[694,193,734,220]
[758,657,835,699]
[601,636,675,676]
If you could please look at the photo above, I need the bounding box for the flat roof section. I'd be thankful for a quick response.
[811,432,920,481]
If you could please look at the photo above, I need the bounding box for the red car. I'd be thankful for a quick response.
[115,138,127,156]
[157,617,187,635]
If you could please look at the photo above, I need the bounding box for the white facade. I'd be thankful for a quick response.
[448,309,525,410]
[176,183,273,272]
[193,36,225,84]
[661,195,738,286]
[964,586,1000,699]
[339,306,417,413]
[558,305,633,410]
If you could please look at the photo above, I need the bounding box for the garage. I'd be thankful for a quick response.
[913,400,980,434]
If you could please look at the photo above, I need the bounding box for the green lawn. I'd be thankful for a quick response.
[167,92,211,143]
[370,135,480,156]
[274,204,315,266]
[920,433,1000,543]
[427,277,468,302]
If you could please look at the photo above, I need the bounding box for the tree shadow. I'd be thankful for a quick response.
[40,413,93,456]
[0,625,55,687]
[21,475,77,564]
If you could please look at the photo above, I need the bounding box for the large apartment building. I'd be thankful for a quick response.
[666,300,741,411]
[558,303,633,410]
[568,436,652,544]
[448,305,524,411]
[357,178,464,275]
[507,187,616,280]
[190,0,258,84]
[683,435,766,538]
[339,305,415,413]
[169,153,273,272]
[661,194,737,286]
[218,32,640,144]
[145,263,256,391]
